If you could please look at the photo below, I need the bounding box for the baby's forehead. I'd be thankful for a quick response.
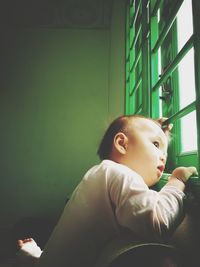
[128,117,167,141]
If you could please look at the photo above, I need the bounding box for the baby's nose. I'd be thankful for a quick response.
[160,152,167,163]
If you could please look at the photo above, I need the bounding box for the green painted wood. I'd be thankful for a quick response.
[152,0,184,54]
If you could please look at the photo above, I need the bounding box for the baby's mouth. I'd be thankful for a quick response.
[157,165,165,173]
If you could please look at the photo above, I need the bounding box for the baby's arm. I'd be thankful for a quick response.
[110,168,197,242]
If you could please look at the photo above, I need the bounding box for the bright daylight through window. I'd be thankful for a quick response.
[177,0,197,152]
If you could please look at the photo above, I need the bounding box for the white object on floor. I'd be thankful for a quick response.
[17,239,42,259]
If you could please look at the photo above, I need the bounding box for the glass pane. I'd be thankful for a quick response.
[157,8,160,23]
[178,48,196,109]
[177,0,193,52]
[177,0,197,153]
[158,47,163,117]
[177,0,195,109]
[180,111,197,152]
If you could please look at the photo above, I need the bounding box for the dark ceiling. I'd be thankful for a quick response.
[0,0,113,29]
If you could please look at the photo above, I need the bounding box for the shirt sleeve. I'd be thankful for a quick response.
[109,170,185,241]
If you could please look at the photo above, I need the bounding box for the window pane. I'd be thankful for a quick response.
[180,111,197,152]
[178,48,196,109]
[177,0,197,153]
[177,0,193,52]
[158,47,162,117]
[177,0,195,109]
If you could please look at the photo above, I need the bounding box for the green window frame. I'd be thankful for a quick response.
[125,0,200,175]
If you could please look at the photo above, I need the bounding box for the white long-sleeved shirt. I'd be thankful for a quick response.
[36,160,185,267]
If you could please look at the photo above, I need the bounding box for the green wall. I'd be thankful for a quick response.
[0,0,125,226]
[109,0,125,118]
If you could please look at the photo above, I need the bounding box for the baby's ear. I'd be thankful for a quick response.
[113,132,128,154]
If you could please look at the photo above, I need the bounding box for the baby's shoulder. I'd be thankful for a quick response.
[83,160,145,187]
[101,160,144,183]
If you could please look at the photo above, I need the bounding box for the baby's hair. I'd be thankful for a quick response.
[97,115,169,160]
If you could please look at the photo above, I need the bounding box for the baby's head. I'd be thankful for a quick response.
[97,115,172,186]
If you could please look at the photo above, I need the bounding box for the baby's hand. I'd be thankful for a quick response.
[172,166,198,183]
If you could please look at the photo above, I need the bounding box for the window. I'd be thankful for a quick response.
[177,1,197,153]
[125,0,200,173]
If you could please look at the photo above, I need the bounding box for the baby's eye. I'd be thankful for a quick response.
[153,141,159,148]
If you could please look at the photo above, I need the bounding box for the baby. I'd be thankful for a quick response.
[17,115,197,267]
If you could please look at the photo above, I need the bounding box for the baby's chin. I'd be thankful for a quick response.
[136,169,161,186]
[148,175,161,187]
